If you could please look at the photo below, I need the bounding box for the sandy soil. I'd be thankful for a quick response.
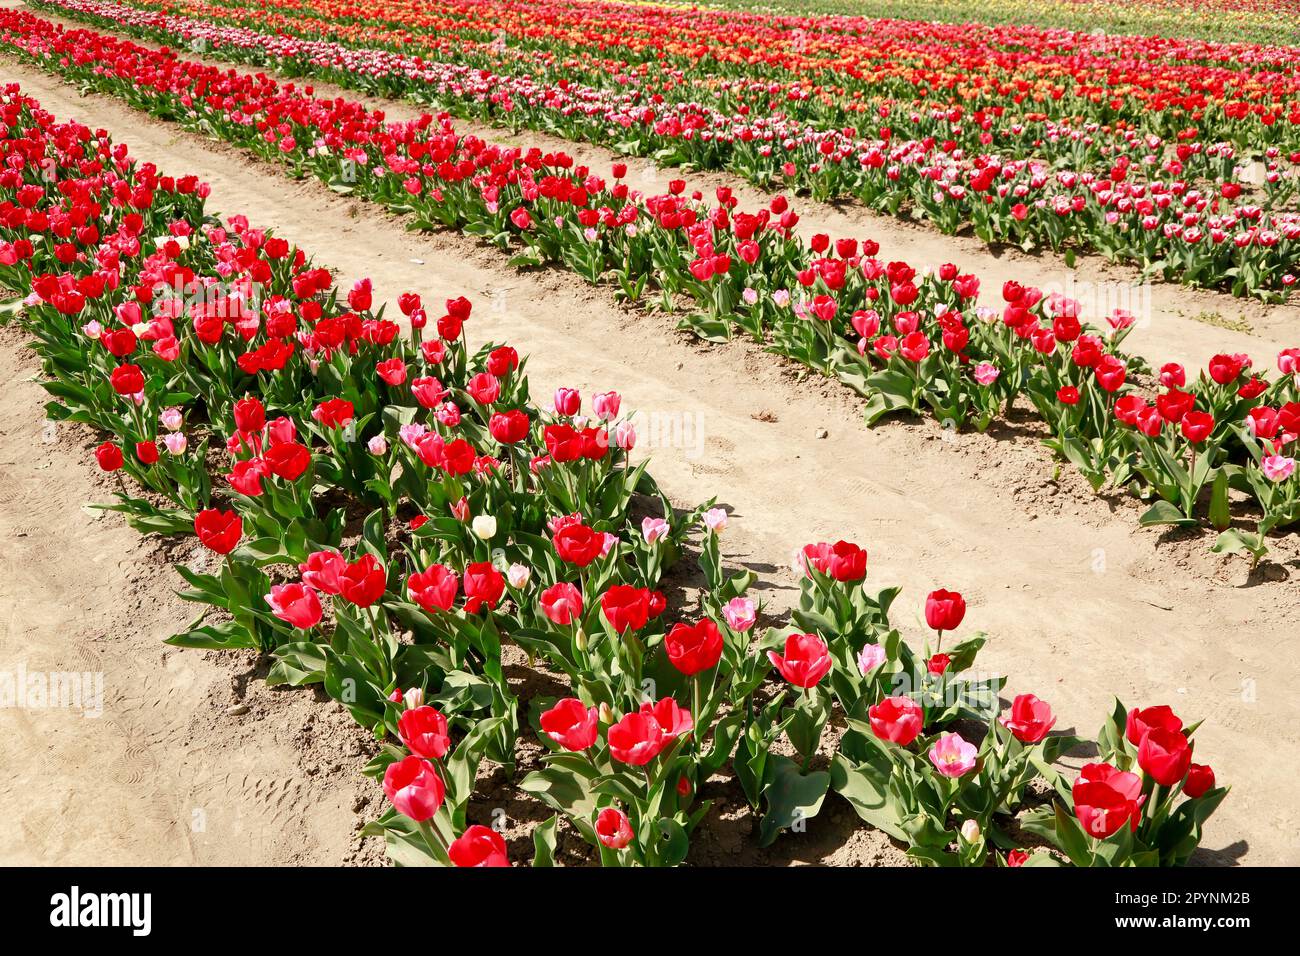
[1,35,1298,866]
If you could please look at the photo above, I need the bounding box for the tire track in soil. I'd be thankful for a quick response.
[1,55,1297,864]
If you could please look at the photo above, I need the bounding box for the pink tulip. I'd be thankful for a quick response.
[1262,455,1296,482]
[703,507,728,533]
[722,597,756,632]
[857,643,886,675]
[592,390,621,420]
[928,732,978,778]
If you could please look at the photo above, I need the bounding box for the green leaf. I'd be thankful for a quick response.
[164,619,257,650]
[532,814,560,867]
[267,642,327,686]
[520,766,599,841]
[757,755,830,847]
[1208,470,1231,531]
[1053,801,1095,866]
[1138,499,1198,528]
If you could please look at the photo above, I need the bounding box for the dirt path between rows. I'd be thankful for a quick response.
[1,52,1296,865]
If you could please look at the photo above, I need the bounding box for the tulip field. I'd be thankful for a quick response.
[1,0,1297,872]
[19,0,1300,300]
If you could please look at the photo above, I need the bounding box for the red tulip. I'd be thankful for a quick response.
[999,694,1057,743]
[553,387,581,416]
[809,294,837,322]
[595,807,634,849]
[311,398,354,429]
[1126,705,1183,745]
[553,523,605,567]
[1094,355,1127,392]
[232,396,265,433]
[1137,727,1193,786]
[382,755,445,822]
[539,582,584,625]
[398,705,451,760]
[1159,362,1186,388]
[135,440,159,465]
[94,441,123,472]
[194,508,242,555]
[648,590,667,618]
[465,372,500,406]
[411,376,445,408]
[826,541,868,580]
[1180,411,1215,444]
[767,633,832,688]
[407,564,459,613]
[110,363,144,395]
[924,589,966,633]
[607,711,666,766]
[1072,763,1144,838]
[263,441,311,480]
[539,697,599,750]
[299,549,346,594]
[347,278,373,312]
[802,540,867,582]
[265,582,322,629]
[101,326,137,357]
[463,562,505,613]
[397,291,422,316]
[449,825,509,867]
[1183,764,1216,798]
[600,585,651,633]
[486,346,519,377]
[868,695,924,745]
[664,619,724,675]
[339,554,386,608]
[488,409,530,444]
[1156,388,1195,424]
[898,331,930,362]
[640,697,694,738]
[440,296,472,340]
[376,357,407,386]
[1208,353,1245,385]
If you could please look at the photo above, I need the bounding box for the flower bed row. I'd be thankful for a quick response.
[697,0,1300,46]
[1,80,1231,865]
[2,6,1298,566]
[30,0,1300,298]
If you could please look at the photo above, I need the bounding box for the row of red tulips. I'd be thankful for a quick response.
[0,81,1228,865]
[1,6,1297,564]
[32,0,1300,298]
